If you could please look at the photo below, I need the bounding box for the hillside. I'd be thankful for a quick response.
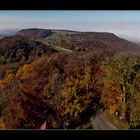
[0,35,57,79]
[0,35,57,65]
[0,28,140,129]
[16,28,53,40]
[16,28,140,55]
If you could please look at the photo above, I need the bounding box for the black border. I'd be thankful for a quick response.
[0,0,140,10]
[0,130,140,139]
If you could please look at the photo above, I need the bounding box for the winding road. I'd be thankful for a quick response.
[90,112,118,130]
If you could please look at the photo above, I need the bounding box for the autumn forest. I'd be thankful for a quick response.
[0,28,140,129]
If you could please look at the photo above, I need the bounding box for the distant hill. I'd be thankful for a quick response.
[0,28,139,66]
[16,28,53,40]
[16,28,140,55]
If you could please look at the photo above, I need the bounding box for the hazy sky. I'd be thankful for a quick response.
[1,10,140,41]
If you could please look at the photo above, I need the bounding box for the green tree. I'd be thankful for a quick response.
[102,53,140,104]
[129,70,140,128]
[0,56,6,64]
[101,52,140,122]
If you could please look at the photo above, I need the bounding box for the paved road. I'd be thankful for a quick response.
[90,112,118,130]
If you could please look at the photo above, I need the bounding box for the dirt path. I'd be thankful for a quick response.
[54,46,73,53]
[90,112,118,130]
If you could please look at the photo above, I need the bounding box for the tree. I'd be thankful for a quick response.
[100,80,124,117]
[129,70,140,128]
[101,52,140,122]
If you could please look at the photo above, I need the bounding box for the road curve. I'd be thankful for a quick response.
[90,112,118,130]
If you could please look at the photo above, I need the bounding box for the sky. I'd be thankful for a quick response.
[1,10,140,42]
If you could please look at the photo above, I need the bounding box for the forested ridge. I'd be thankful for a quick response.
[0,28,140,129]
